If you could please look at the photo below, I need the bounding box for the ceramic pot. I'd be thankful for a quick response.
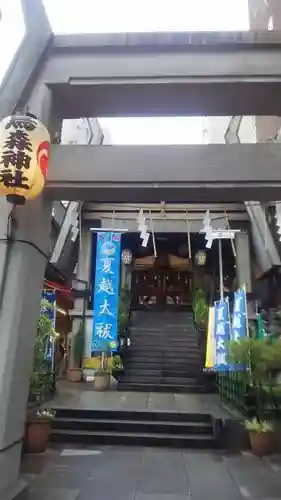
[249,431,274,456]
[25,420,50,453]
[94,372,110,391]
[67,368,82,382]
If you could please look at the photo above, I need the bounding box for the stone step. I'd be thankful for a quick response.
[121,376,201,385]
[117,382,212,394]
[50,429,215,448]
[129,342,200,350]
[125,360,202,370]
[125,368,202,377]
[129,352,200,361]
[52,418,213,436]
[50,408,216,449]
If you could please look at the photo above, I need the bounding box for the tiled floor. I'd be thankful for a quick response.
[47,381,229,419]
[21,446,281,500]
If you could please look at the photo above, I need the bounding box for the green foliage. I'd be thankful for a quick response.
[228,336,281,421]
[245,418,273,433]
[29,299,58,402]
[193,288,209,330]
[118,286,130,334]
[263,308,281,342]
[112,355,123,370]
[228,337,281,385]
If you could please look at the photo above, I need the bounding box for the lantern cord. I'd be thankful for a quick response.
[6,205,16,237]
[0,206,18,309]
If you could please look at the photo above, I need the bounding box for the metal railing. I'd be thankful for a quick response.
[217,372,281,419]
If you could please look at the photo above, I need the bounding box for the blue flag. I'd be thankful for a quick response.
[231,286,248,341]
[92,232,121,353]
[214,299,231,372]
[230,286,248,371]
[42,290,56,364]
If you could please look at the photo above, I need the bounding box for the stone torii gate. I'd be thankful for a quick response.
[2,1,281,497]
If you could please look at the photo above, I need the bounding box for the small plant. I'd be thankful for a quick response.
[118,286,131,335]
[36,409,56,420]
[112,355,123,370]
[193,288,209,330]
[29,299,59,402]
[245,418,273,434]
[96,344,112,373]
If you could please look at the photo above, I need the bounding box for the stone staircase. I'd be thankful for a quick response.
[118,312,211,393]
[50,408,216,449]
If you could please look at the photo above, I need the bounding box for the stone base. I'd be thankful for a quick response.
[213,417,250,451]
[2,479,28,500]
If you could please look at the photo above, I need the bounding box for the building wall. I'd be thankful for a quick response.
[248,0,281,142]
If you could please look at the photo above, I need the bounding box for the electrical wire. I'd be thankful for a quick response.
[0,237,69,283]
[84,201,281,211]
[91,214,237,222]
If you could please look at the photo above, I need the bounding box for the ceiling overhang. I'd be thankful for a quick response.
[46,143,281,202]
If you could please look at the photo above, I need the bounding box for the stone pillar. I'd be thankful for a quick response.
[235,232,252,293]
[0,85,57,499]
[70,228,93,362]
[120,260,126,289]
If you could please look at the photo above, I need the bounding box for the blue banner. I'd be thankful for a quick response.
[92,232,121,353]
[231,286,248,341]
[214,299,231,372]
[230,286,248,371]
[42,290,56,364]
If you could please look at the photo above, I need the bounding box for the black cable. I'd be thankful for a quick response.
[0,237,68,283]
[0,436,23,454]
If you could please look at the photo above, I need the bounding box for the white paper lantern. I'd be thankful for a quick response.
[0,114,50,204]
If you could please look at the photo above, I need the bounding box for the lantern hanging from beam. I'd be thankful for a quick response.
[0,114,50,205]
[195,249,207,266]
[122,249,133,265]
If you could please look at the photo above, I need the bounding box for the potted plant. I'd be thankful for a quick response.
[25,298,58,453]
[228,336,281,455]
[67,322,84,382]
[245,418,274,456]
[25,409,56,453]
[94,351,111,391]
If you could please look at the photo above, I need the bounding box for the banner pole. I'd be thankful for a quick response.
[218,239,224,301]
[52,289,56,373]
[205,306,215,370]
